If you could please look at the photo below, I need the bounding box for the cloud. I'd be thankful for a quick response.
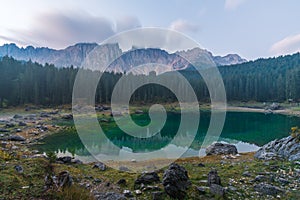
[1,11,141,49]
[115,16,141,32]
[270,34,300,56]
[224,0,246,11]
[169,19,200,33]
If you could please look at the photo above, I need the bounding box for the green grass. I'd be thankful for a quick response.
[1,152,299,199]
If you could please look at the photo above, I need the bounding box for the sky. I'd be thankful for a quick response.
[0,0,300,60]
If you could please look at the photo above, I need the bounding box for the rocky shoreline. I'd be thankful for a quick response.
[0,106,300,199]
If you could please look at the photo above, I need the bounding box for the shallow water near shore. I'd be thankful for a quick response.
[33,111,300,162]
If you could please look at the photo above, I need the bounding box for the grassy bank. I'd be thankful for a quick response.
[0,152,300,199]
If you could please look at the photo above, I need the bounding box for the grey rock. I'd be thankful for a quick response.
[123,190,133,198]
[197,163,205,167]
[93,162,106,171]
[227,186,238,192]
[135,110,144,114]
[208,169,221,186]
[254,175,268,182]
[0,128,9,132]
[117,178,126,185]
[162,163,190,199]
[56,156,72,164]
[5,123,15,128]
[62,114,73,120]
[94,192,126,200]
[58,171,73,188]
[135,171,160,185]
[254,183,284,196]
[196,186,207,194]
[210,184,225,197]
[278,178,290,185]
[206,142,238,155]
[119,166,130,172]
[40,112,50,118]
[93,178,102,183]
[18,121,27,126]
[13,114,23,119]
[71,159,83,164]
[15,165,23,173]
[152,191,165,200]
[254,136,300,161]
[242,171,252,177]
[2,135,26,141]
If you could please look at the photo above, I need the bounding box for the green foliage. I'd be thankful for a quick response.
[0,150,12,160]
[55,185,93,200]
[46,151,57,163]
[290,127,300,142]
[1,53,300,107]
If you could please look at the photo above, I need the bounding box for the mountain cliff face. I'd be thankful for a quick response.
[0,43,98,68]
[213,54,247,66]
[0,43,246,73]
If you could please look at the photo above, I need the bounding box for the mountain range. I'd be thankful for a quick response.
[0,43,247,74]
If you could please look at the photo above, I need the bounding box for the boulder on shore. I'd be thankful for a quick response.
[207,169,221,186]
[254,136,300,161]
[162,163,190,199]
[135,171,160,185]
[206,143,238,156]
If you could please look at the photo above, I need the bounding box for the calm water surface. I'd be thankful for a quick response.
[33,111,300,162]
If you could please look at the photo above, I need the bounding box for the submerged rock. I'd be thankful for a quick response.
[254,136,300,161]
[205,143,238,155]
[163,163,190,199]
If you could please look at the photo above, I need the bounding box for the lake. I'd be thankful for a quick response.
[33,111,300,162]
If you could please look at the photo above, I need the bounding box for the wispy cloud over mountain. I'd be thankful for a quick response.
[270,34,300,56]
[1,11,141,49]
[169,19,200,33]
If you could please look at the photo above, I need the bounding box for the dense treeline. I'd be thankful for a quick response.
[219,53,300,102]
[0,53,300,107]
